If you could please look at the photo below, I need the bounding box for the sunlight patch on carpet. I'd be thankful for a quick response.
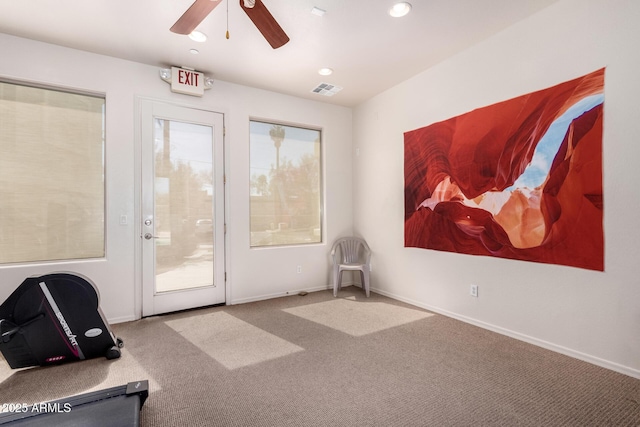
[0,350,159,404]
[84,350,161,395]
[0,357,12,385]
[282,297,434,336]
[165,312,304,370]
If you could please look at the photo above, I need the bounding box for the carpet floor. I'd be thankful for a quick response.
[1,287,639,426]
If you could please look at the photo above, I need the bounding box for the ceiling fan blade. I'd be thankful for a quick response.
[239,0,290,49]
[170,0,222,35]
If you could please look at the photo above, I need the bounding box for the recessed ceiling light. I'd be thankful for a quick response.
[189,49,200,55]
[189,30,207,42]
[318,68,333,76]
[389,2,412,17]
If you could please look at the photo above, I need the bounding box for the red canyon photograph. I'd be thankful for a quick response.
[404,68,605,271]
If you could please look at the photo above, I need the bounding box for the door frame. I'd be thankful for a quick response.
[134,97,228,318]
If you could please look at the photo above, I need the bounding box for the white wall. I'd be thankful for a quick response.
[353,0,640,378]
[0,33,353,321]
[3,0,637,380]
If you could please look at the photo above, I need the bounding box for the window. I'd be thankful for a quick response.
[0,81,105,263]
[249,120,322,247]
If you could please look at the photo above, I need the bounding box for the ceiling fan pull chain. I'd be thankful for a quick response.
[226,0,230,39]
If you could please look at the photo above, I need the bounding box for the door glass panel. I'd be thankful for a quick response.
[154,119,214,293]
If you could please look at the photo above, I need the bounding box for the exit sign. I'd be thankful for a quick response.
[171,67,205,96]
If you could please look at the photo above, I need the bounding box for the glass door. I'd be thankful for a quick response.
[140,100,225,316]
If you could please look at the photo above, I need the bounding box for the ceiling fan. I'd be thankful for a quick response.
[170,0,290,49]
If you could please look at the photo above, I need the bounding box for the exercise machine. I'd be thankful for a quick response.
[0,380,149,426]
[0,272,123,369]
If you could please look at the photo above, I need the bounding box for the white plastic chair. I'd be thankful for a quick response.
[331,237,371,297]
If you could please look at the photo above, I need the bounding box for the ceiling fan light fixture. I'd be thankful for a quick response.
[188,30,208,42]
[389,2,412,17]
[172,0,289,49]
[318,68,333,76]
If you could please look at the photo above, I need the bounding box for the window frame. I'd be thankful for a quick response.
[249,118,324,248]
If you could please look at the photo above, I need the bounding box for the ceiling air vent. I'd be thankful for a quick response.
[311,82,343,97]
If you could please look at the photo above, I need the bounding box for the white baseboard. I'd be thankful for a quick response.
[229,283,335,305]
[108,314,137,325]
[372,287,640,380]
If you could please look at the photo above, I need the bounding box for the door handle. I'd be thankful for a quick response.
[144,233,156,240]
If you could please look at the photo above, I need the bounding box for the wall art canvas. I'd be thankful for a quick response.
[404,68,605,271]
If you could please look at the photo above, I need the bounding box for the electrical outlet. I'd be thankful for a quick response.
[470,284,478,297]
[296,265,302,274]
